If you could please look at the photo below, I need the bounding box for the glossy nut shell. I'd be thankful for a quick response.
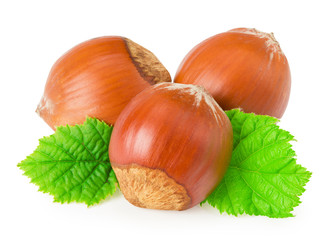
[175,28,291,118]
[37,36,171,129]
[109,83,233,210]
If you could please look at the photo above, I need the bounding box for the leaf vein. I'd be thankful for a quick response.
[236,139,292,167]
[57,127,97,161]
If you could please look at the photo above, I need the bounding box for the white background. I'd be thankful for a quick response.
[1,0,330,239]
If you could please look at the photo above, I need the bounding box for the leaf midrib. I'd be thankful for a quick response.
[228,166,310,175]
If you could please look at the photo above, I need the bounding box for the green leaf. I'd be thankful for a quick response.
[18,118,117,206]
[202,109,312,218]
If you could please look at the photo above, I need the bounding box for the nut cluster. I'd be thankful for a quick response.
[37,28,291,210]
